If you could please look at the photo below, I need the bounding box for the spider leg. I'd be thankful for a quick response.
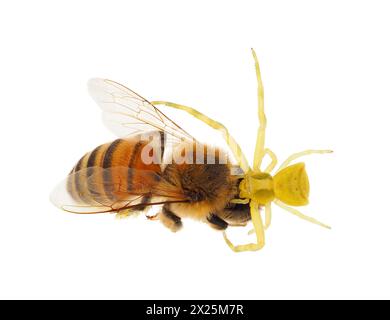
[276,149,333,173]
[251,49,267,172]
[248,202,272,235]
[274,199,331,229]
[151,100,250,173]
[222,201,265,252]
[263,148,278,173]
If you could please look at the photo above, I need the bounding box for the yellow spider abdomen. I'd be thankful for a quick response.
[273,162,310,206]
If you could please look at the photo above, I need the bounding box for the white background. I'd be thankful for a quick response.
[0,0,389,300]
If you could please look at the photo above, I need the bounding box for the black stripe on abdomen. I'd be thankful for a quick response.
[87,145,103,170]
[74,153,91,203]
[86,144,105,199]
[127,141,143,192]
[102,139,124,199]
[67,166,81,203]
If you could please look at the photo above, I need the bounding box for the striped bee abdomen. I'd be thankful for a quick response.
[67,131,164,209]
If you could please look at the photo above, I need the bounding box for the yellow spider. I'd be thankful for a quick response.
[153,49,332,252]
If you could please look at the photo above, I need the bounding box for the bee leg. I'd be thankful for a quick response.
[134,194,152,211]
[207,214,228,230]
[228,221,248,227]
[116,195,152,219]
[146,212,160,220]
[219,203,251,226]
[160,204,183,232]
[116,208,133,219]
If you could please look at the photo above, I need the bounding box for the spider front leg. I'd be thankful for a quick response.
[251,49,267,172]
[222,233,263,252]
[250,51,278,176]
[222,200,265,252]
[151,100,250,173]
[248,202,272,235]
[261,148,278,173]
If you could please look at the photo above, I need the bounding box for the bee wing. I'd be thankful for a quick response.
[50,166,188,214]
[88,78,195,143]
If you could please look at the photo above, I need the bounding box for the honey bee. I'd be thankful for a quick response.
[51,49,331,252]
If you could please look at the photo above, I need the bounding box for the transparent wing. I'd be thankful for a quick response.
[88,78,195,144]
[50,166,189,214]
